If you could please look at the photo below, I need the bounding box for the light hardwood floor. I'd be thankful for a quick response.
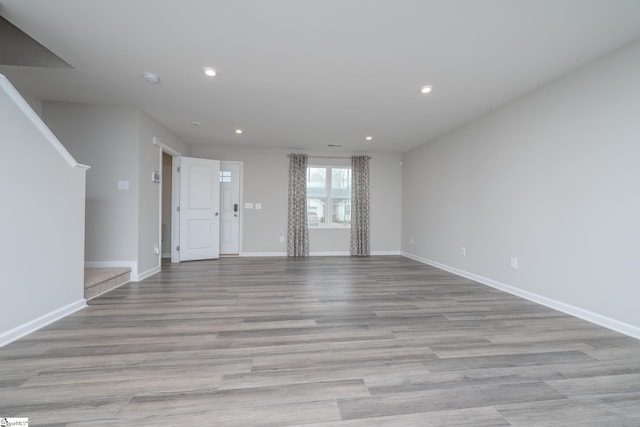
[1,256,640,426]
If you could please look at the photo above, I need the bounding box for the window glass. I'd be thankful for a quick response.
[219,170,232,182]
[331,168,351,198]
[307,166,351,228]
[307,167,326,197]
[331,198,351,226]
[307,198,325,227]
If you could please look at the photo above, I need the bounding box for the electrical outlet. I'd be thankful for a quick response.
[411,237,415,245]
[461,247,466,256]
[279,236,284,243]
[510,256,518,269]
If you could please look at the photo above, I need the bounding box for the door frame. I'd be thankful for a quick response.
[157,148,244,262]
[152,137,182,264]
[220,160,243,256]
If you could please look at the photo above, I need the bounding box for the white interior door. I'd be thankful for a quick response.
[220,162,241,255]
[178,156,220,261]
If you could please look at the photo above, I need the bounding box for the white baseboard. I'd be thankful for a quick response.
[0,299,86,347]
[137,265,161,281]
[240,252,287,257]
[85,260,138,281]
[309,251,401,256]
[239,251,401,257]
[372,250,402,256]
[402,251,640,340]
[310,251,350,256]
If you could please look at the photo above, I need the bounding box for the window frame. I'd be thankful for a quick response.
[306,165,352,229]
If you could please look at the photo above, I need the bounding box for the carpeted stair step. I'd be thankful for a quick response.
[84,267,131,301]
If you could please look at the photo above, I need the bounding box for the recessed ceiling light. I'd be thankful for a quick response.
[143,72,160,83]
[235,129,243,134]
[191,121,201,126]
[365,136,373,141]
[203,67,217,77]
[420,85,432,94]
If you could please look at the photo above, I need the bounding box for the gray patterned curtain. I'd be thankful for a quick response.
[287,153,309,257]
[350,155,370,256]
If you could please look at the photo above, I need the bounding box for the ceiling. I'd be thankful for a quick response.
[2,1,640,154]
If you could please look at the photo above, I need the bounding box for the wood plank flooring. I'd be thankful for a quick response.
[1,256,640,426]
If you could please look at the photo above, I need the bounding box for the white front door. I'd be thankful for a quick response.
[178,156,220,261]
[220,162,241,255]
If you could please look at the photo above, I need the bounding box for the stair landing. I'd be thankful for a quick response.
[84,267,131,301]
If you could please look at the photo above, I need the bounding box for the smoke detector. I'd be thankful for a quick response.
[143,72,160,83]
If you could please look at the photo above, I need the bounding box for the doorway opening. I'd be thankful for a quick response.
[161,152,172,261]
[153,137,181,267]
[165,155,243,263]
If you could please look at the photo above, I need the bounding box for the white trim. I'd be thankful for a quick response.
[154,139,182,265]
[156,141,163,277]
[240,252,287,257]
[239,252,400,257]
[171,156,181,263]
[371,250,402,256]
[402,251,640,340]
[311,252,401,256]
[310,251,350,256]
[239,251,401,257]
[152,137,182,156]
[0,74,90,171]
[0,299,86,347]
[137,265,161,281]
[85,260,138,281]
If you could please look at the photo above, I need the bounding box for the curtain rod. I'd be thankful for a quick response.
[287,154,371,159]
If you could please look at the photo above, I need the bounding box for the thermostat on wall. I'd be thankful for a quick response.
[152,171,160,183]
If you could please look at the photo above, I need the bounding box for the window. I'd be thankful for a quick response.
[307,166,351,227]
[219,170,231,182]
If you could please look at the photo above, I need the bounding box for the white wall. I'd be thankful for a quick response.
[0,75,87,346]
[190,145,402,255]
[402,40,640,336]
[138,111,189,277]
[41,104,188,280]
[42,103,141,267]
